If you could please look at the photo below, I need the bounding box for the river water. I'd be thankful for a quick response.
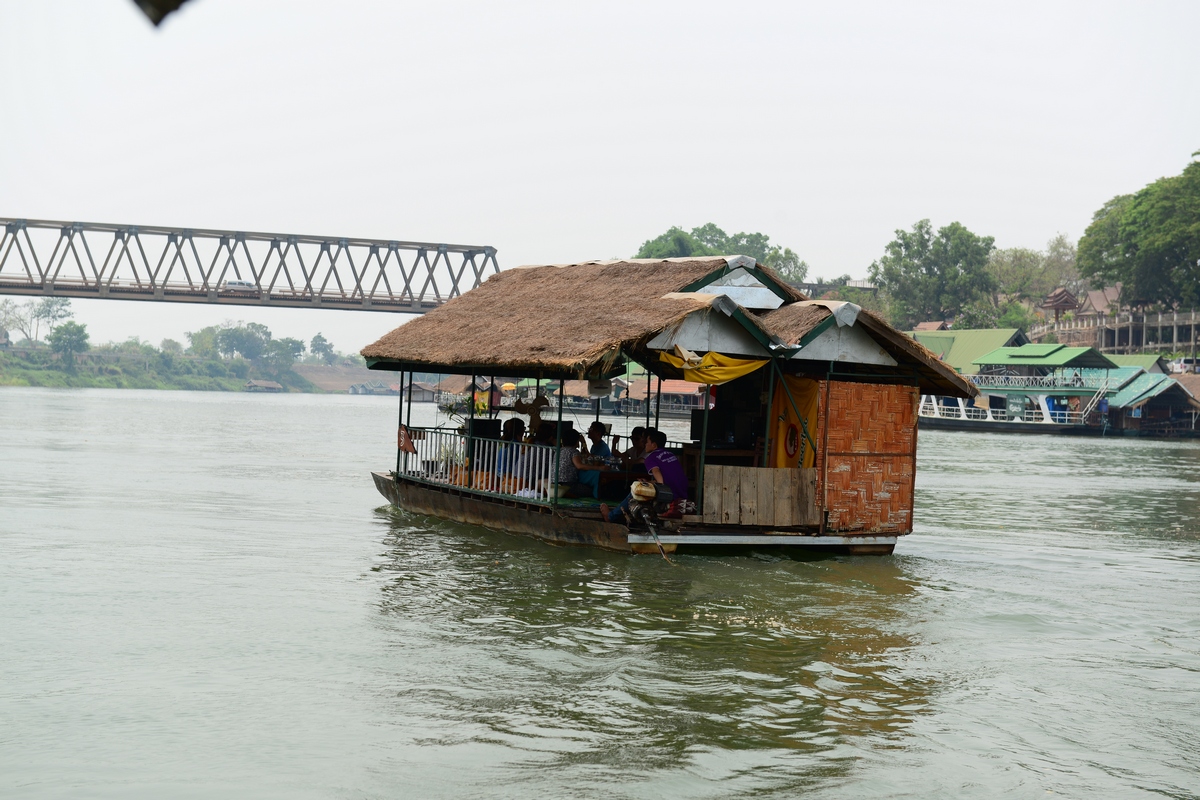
[2,387,1198,799]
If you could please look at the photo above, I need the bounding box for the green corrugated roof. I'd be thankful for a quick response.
[1108,373,1175,409]
[973,344,1119,369]
[1080,366,1145,391]
[1107,354,1169,373]
[908,328,1026,374]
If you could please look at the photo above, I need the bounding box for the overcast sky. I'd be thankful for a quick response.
[2,0,1198,351]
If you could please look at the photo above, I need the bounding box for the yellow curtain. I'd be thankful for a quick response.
[770,375,819,469]
[657,351,768,384]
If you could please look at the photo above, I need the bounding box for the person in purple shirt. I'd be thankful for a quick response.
[601,430,686,523]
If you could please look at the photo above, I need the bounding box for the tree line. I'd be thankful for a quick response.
[635,152,1199,332]
[1,299,359,389]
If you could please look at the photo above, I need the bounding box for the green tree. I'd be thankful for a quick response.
[868,219,996,329]
[1078,154,1200,309]
[1043,233,1083,296]
[1077,194,1133,294]
[160,338,184,354]
[634,227,717,259]
[635,223,808,282]
[310,332,335,365]
[215,322,272,361]
[186,326,221,358]
[263,337,304,376]
[2,300,37,343]
[987,247,1045,304]
[956,297,1001,329]
[46,320,89,371]
[764,247,808,283]
[35,298,73,338]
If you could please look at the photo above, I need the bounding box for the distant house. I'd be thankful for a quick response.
[349,380,394,395]
[627,378,707,410]
[245,379,283,392]
[1040,287,1079,323]
[913,321,949,332]
[1077,285,1122,317]
[402,381,438,402]
[1108,373,1200,434]
[907,328,1030,375]
[435,375,487,396]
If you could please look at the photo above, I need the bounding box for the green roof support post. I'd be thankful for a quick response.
[553,378,564,509]
[762,361,775,467]
[645,370,651,428]
[699,383,711,513]
[403,370,414,476]
[466,372,476,491]
[654,376,662,431]
[400,369,410,474]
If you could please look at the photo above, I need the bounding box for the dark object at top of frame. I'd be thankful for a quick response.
[133,0,191,26]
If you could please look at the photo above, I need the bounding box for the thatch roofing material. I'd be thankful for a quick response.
[362,257,974,397]
[759,304,976,397]
[362,259,740,377]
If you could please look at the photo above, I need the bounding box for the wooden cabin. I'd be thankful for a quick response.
[361,256,974,555]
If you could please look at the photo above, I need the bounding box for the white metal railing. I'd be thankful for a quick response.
[970,373,1105,390]
[918,397,1089,425]
[1080,380,1110,417]
[1030,309,1200,342]
[398,427,559,501]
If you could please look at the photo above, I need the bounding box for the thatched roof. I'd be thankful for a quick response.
[758,303,977,397]
[362,257,973,396]
[362,258,769,378]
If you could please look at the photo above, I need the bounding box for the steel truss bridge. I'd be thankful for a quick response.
[0,218,499,313]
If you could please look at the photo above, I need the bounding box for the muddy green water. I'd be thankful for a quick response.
[2,388,1198,798]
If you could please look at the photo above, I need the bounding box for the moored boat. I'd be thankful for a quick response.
[917,343,1200,437]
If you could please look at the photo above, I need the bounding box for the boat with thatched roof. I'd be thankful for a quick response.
[362,256,974,555]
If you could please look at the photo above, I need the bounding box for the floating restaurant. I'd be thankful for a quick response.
[361,257,974,555]
[916,342,1200,436]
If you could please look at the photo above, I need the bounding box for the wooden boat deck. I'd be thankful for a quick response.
[372,472,898,555]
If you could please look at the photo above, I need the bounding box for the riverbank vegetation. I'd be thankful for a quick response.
[0,302,361,391]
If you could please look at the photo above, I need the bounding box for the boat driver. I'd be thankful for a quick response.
[600,430,687,523]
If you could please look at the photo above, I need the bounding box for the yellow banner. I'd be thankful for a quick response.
[770,375,819,469]
[657,351,768,384]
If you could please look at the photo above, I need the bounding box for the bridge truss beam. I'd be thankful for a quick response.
[0,218,499,313]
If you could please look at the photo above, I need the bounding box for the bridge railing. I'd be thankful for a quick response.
[0,218,498,312]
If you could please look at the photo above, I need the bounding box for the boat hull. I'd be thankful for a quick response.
[918,415,1098,435]
[371,472,897,555]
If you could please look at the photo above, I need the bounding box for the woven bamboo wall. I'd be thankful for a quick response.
[815,381,918,533]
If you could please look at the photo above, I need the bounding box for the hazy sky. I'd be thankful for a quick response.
[2,0,1198,351]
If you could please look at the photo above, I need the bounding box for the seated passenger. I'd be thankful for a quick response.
[512,422,555,488]
[586,421,612,460]
[556,429,600,496]
[613,426,647,469]
[600,430,686,523]
[497,417,526,475]
[556,430,604,498]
